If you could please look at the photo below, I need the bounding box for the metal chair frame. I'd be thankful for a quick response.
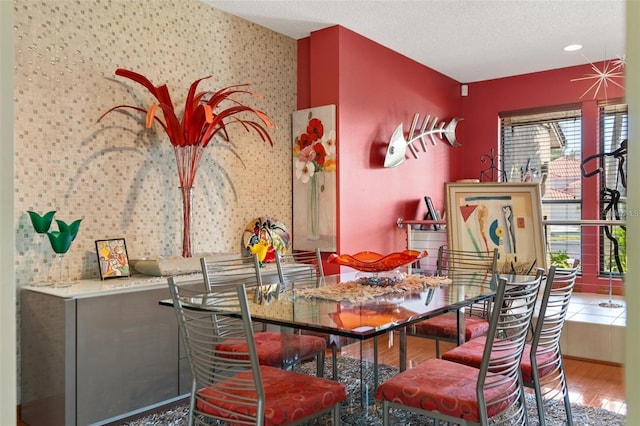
[201,254,326,377]
[378,269,544,426]
[442,266,577,425]
[527,267,577,426]
[410,246,499,357]
[437,246,500,276]
[275,248,324,284]
[274,248,346,379]
[168,278,344,425]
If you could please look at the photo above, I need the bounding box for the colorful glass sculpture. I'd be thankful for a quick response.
[327,250,427,272]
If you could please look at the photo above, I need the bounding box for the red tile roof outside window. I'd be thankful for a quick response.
[545,156,581,200]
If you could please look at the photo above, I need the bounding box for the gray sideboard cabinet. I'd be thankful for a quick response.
[20,277,192,425]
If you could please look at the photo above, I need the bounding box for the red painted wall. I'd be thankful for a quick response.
[298,26,462,264]
[461,63,624,293]
[298,27,625,291]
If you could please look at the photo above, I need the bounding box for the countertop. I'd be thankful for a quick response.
[21,273,204,299]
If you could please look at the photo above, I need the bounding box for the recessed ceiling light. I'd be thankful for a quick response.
[564,44,583,52]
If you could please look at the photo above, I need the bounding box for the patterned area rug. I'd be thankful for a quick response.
[121,356,625,425]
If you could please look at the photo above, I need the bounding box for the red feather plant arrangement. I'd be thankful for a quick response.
[99,68,274,257]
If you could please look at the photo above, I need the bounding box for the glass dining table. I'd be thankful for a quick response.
[162,269,534,405]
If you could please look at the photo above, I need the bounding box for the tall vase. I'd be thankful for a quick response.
[180,186,193,258]
[308,174,320,240]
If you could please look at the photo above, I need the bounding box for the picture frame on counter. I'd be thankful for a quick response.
[95,238,131,279]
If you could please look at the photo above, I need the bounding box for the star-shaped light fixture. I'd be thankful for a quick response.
[571,55,625,100]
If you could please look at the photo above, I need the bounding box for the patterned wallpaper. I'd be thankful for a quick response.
[14,0,296,286]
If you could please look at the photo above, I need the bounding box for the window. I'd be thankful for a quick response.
[599,103,628,275]
[500,107,582,269]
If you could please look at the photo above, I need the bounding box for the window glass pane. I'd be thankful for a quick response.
[500,108,582,270]
[543,202,582,269]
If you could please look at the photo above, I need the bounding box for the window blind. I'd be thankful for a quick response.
[500,108,582,198]
[500,108,583,269]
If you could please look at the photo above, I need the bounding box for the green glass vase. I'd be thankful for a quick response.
[47,231,72,255]
[47,231,73,288]
[56,218,82,241]
[27,210,56,233]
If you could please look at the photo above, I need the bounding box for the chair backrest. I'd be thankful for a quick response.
[530,266,577,356]
[437,246,498,275]
[201,253,277,311]
[438,246,499,318]
[200,254,263,291]
[275,248,324,285]
[477,268,544,424]
[167,277,267,425]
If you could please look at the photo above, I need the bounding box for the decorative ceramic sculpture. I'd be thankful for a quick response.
[242,217,290,264]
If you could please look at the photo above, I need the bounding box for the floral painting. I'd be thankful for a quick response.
[292,105,337,251]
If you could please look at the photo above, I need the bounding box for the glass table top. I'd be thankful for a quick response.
[171,271,534,340]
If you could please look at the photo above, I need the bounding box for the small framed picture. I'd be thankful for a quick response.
[423,196,441,230]
[95,238,131,280]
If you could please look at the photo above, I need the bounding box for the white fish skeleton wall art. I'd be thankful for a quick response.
[383,114,463,168]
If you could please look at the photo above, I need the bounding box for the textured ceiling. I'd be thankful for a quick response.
[202,0,626,83]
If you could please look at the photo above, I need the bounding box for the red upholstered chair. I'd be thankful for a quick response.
[201,254,327,377]
[442,266,577,426]
[409,246,498,357]
[274,248,353,380]
[376,269,544,426]
[168,277,347,426]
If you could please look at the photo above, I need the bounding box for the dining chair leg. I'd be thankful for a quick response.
[316,350,325,378]
[358,338,380,407]
[399,328,407,371]
[564,388,574,426]
[332,404,341,425]
[330,344,338,380]
[188,381,196,426]
[533,378,546,426]
[560,358,574,425]
[518,376,530,425]
[373,335,379,390]
[382,401,390,426]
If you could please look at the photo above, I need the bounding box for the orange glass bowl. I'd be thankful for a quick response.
[327,250,427,273]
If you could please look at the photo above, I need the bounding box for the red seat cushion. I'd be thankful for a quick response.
[442,336,558,382]
[217,331,326,367]
[198,365,347,425]
[375,358,515,422]
[414,313,489,340]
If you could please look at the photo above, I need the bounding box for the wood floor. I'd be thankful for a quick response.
[339,332,627,415]
[17,332,626,425]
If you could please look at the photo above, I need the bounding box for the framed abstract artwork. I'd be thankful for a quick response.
[95,238,131,279]
[445,182,546,274]
[292,104,337,251]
